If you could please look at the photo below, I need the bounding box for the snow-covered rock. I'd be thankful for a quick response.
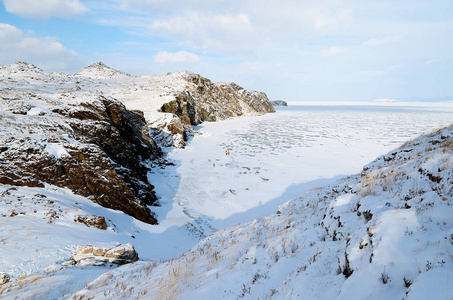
[74,62,131,79]
[70,243,139,266]
[0,89,161,224]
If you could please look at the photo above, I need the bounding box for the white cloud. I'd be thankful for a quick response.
[153,51,200,64]
[321,46,348,56]
[150,12,254,52]
[1,0,88,19]
[0,23,81,72]
[97,0,352,54]
[363,36,400,46]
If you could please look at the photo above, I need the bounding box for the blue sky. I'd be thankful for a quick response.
[0,0,452,102]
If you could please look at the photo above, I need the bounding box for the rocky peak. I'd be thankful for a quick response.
[75,62,131,78]
[7,61,43,74]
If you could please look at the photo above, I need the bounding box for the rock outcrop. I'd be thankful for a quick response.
[65,243,139,266]
[160,73,275,126]
[0,90,161,224]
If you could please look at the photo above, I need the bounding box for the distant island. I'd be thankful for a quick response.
[270,100,288,106]
[370,98,397,103]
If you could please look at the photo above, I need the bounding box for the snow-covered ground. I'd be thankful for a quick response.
[1,103,452,299]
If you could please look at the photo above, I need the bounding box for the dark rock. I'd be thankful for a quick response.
[270,100,288,106]
[74,215,108,229]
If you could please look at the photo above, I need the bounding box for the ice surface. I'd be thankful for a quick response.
[153,104,453,238]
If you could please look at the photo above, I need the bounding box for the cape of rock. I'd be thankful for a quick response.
[0,61,274,222]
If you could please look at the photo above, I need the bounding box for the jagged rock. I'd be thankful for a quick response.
[74,215,107,229]
[270,100,288,106]
[0,274,10,285]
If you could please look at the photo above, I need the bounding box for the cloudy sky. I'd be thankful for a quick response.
[0,0,452,101]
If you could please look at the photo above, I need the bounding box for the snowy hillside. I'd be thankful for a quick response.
[63,124,451,299]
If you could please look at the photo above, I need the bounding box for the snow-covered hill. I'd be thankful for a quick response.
[58,124,451,299]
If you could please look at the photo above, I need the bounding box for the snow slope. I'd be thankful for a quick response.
[66,124,453,300]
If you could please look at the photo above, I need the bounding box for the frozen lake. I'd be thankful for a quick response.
[148,103,453,256]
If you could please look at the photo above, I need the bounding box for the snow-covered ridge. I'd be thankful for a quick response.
[0,61,274,147]
[74,62,132,79]
[59,124,452,299]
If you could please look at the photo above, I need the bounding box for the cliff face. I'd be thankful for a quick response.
[0,90,161,224]
[160,73,275,126]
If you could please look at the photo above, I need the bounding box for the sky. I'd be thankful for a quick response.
[0,0,452,102]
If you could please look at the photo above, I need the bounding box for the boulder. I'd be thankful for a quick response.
[104,244,139,261]
[68,244,139,267]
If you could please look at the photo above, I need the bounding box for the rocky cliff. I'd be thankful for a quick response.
[0,90,161,224]
[160,73,275,126]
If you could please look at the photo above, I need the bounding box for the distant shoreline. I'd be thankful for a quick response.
[285,101,453,107]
